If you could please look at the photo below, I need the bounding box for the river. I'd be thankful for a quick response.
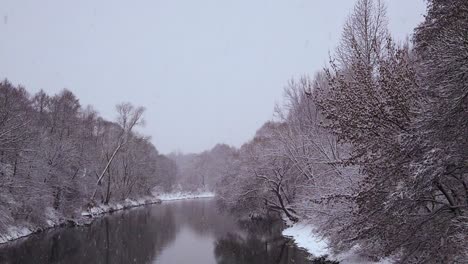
[0,199,324,264]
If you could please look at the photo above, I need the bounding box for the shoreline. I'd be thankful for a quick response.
[282,221,394,264]
[0,192,215,246]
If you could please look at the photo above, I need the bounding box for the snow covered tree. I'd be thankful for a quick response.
[171,144,237,191]
[91,102,145,203]
[0,82,171,236]
[397,0,468,261]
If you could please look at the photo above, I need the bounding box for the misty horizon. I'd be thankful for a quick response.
[0,0,425,154]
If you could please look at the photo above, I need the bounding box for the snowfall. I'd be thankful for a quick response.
[0,191,215,244]
[282,221,393,264]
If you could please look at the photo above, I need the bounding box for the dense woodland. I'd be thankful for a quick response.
[0,0,466,263]
[0,84,177,234]
[169,144,237,192]
[201,0,466,262]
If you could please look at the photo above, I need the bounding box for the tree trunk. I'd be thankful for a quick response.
[91,142,123,201]
[104,168,112,204]
[53,187,61,210]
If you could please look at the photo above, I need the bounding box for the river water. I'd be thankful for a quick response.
[0,199,322,264]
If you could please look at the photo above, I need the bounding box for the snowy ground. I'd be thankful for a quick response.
[0,207,68,244]
[282,221,393,264]
[157,191,215,201]
[0,226,35,244]
[81,196,162,217]
[282,222,329,257]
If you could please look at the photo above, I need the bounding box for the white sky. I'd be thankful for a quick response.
[0,0,426,154]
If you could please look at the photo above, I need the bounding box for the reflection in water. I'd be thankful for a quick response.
[214,219,312,264]
[0,199,324,264]
[0,205,177,264]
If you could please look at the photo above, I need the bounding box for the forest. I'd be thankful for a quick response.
[0,0,467,263]
[177,0,467,262]
[0,84,177,235]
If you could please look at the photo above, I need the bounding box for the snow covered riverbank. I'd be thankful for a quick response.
[1,198,158,245]
[1,192,216,245]
[81,196,162,217]
[157,191,215,201]
[81,191,215,217]
[0,197,157,244]
[0,226,36,245]
[282,222,329,257]
[0,207,81,244]
[282,221,393,264]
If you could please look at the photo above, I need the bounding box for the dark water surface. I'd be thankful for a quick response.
[0,199,317,264]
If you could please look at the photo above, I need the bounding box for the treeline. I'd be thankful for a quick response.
[214,0,467,263]
[169,144,237,191]
[0,82,176,234]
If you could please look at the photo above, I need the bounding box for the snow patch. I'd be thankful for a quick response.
[282,222,329,257]
[45,207,60,227]
[282,221,393,264]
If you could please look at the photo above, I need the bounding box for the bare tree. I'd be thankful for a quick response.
[91,103,145,203]
[0,84,169,236]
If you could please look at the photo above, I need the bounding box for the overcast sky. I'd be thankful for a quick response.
[0,0,426,154]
